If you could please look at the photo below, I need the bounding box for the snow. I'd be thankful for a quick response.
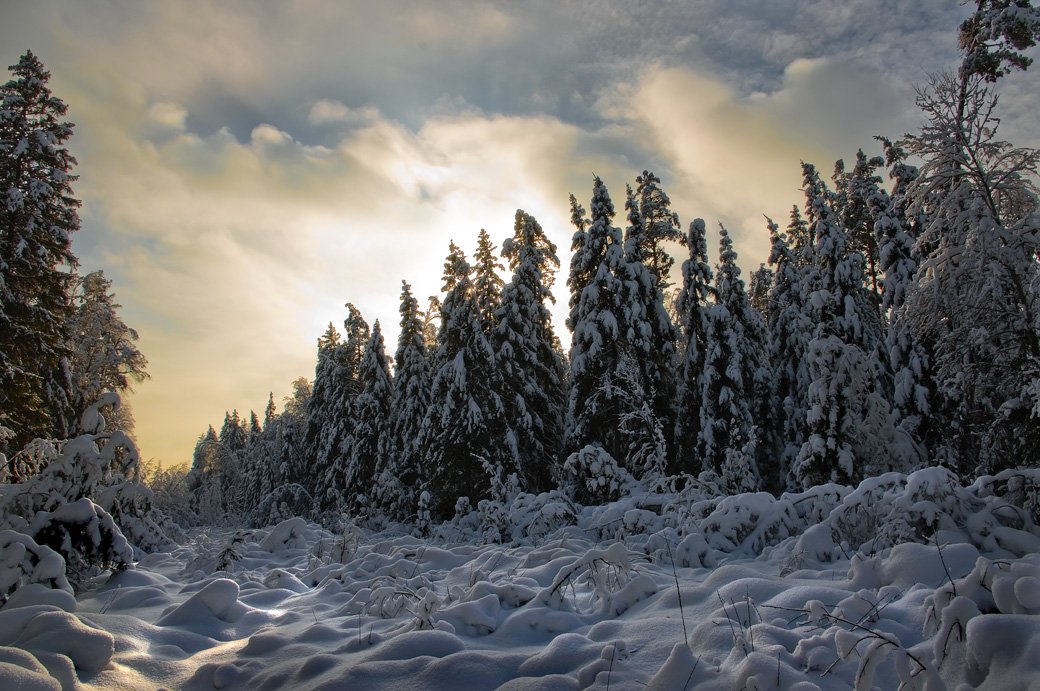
[0,470,1038,688]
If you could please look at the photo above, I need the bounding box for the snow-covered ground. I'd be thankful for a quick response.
[3,466,1040,690]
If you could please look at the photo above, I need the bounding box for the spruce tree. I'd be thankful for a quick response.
[373,281,431,520]
[673,219,715,473]
[340,320,392,516]
[314,305,369,513]
[633,170,684,289]
[763,217,814,490]
[831,151,886,307]
[473,228,505,335]
[419,243,509,519]
[0,51,80,451]
[263,392,277,429]
[623,184,678,465]
[566,177,654,476]
[493,210,566,491]
[795,164,896,488]
[303,323,341,496]
[697,225,768,493]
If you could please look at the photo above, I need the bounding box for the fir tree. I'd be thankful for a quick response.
[763,217,814,490]
[493,210,566,491]
[633,170,683,289]
[697,225,768,493]
[303,322,341,488]
[831,151,886,307]
[0,51,80,451]
[263,392,277,429]
[473,228,505,334]
[565,177,655,476]
[748,264,773,320]
[313,305,369,513]
[373,281,431,520]
[795,164,896,488]
[419,243,509,519]
[673,218,714,472]
[340,320,393,516]
[623,184,679,464]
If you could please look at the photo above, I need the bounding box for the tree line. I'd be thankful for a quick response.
[2,4,1038,534]
[190,2,1040,526]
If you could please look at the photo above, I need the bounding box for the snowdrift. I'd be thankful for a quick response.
[1,466,1040,689]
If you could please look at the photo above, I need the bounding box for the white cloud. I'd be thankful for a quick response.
[308,99,380,127]
[147,101,187,131]
[603,58,916,265]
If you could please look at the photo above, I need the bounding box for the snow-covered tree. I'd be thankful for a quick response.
[340,320,393,516]
[308,305,369,512]
[186,426,222,523]
[0,51,80,451]
[419,243,509,519]
[66,271,148,436]
[697,225,768,493]
[1,393,174,586]
[633,170,684,289]
[831,151,886,307]
[373,281,431,520]
[902,72,1040,474]
[795,164,897,488]
[473,228,505,335]
[763,217,815,490]
[493,210,566,491]
[623,184,679,464]
[566,177,656,474]
[748,264,773,320]
[673,218,715,473]
[303,323,341,485]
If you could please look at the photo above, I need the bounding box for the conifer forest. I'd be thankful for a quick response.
[2,3,1040,689]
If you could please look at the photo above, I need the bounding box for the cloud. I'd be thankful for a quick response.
[603,58,917,265]
[308,100,380,127]
[56,68,638,463]
[3,0,1036,468]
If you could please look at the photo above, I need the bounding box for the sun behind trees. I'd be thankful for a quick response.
[184,0,1040,526]
[189,25,1040,526]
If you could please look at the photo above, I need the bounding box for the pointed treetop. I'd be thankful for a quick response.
[441,241,470,294]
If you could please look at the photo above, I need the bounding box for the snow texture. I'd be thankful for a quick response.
[0,467,1034,688]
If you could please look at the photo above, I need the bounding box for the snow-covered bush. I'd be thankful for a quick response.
[562,444,638,505]
[973,467,1040,525]
[0,530,72,604]
[507,491,577,542]
[25,498,133,587]
[0,394,175,593]
[251,483,314,528]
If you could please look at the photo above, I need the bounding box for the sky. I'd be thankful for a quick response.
[3,1,1038,466]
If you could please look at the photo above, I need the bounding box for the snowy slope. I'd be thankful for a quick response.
[2,467,1040,690]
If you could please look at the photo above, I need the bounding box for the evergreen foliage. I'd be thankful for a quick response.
[493,210,566,491]
[565,177,655,475]
[473,228,505,334]
[697,225,768,493]
[622,183,679,463]
[341,320,393,515]
[673,219,714,472]
[794,164,898,488]
[0,51,80,451]
[374,281,431,520]
[419,243,509,519]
